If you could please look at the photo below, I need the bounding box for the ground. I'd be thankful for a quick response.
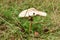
[0,0,60,40]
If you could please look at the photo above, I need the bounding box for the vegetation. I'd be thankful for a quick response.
[0,0,60,40]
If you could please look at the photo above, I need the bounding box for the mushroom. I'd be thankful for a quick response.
[18,8,47,34]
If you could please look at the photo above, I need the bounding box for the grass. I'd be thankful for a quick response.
[0,0,60,40]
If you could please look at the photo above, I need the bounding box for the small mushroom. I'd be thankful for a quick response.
[18,8,47,34]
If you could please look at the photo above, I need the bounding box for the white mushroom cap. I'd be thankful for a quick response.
[19,8,47,17]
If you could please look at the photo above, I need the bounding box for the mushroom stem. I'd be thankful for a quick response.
[29,16,33,34]
[29,21,32,33]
